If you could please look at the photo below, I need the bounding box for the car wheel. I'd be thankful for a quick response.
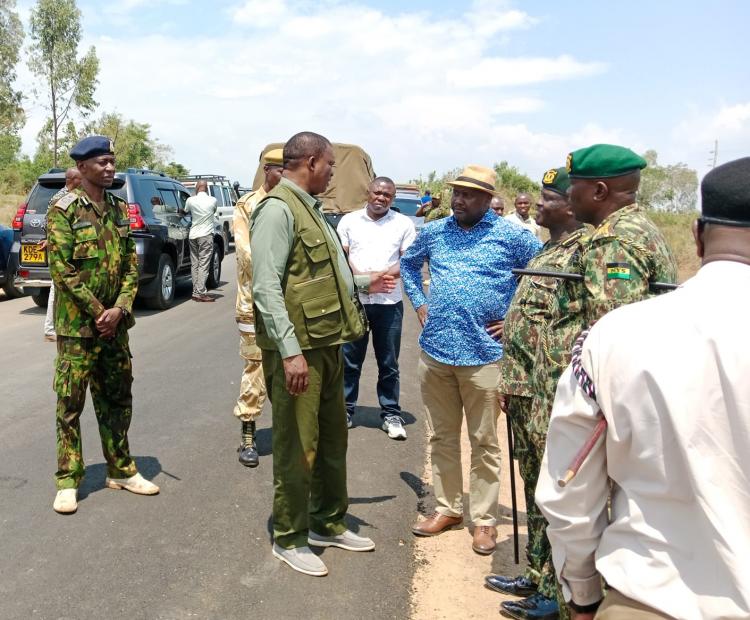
[32,288,50,308]
[145,254,176,310]
[2,280,25,299]
[206,243,222,289]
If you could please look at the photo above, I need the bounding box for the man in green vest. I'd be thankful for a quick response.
[250,131,395,577]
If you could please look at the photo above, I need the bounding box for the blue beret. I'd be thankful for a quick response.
[69,135,114,161]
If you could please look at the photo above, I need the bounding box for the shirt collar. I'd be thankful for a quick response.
[280,177,319,210]
[362,205,394,222]
[448,208,496,230]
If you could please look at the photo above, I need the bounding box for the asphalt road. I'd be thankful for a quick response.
[0,256,428,620]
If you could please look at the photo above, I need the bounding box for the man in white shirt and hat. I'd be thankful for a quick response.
[535,156,750,619]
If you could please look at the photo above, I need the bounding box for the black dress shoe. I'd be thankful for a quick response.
[500,593,559,620]
[485,574,538,597]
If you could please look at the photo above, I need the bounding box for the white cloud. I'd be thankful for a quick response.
[16,0,611,184]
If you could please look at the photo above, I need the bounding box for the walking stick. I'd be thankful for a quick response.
[506,413,520,564]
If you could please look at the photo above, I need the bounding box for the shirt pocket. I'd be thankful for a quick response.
[72,223,99,260]
[301,292,343,340]
[299,228,330,264]
[117,219,130,238]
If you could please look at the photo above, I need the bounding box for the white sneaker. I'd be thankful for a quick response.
[382,415,407,440]
[105,472,160,495]
[53,488,78,514]
[308,529,375,552]
[272,544,328,576]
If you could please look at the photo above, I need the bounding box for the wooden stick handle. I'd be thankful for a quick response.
[558,416,608,487]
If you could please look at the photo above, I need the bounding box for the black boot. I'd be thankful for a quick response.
[238,420,259,468]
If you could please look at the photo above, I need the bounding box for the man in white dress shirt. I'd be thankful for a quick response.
[337,176,416,439]
[506,193,542,239]
[182,180,218,302]
[535,156,750,619]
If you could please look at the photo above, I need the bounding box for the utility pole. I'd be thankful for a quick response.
[708,140,718,169]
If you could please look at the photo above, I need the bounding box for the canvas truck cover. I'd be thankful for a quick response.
[252,143,375,214]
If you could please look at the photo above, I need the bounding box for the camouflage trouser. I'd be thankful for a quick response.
[233,331,267,422]
[507,395,546,584]
[54,331,138,490]
[526,394,571,620]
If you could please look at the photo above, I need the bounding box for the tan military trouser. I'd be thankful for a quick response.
[418,351,501,525]
[233,331,267,422]
[596,590,672,619]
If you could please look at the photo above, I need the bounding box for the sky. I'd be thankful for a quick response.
[13,0,750,186]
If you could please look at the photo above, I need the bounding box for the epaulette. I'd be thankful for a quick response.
[54,192,78,211]
[561,227,587,248]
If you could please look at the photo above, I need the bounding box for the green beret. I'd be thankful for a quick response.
[566,144,647,179]
[541,167,570,196]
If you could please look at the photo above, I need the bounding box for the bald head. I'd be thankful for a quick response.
[283,132,332,170]
[65,167,82,191]
[196,180,208,193]
[490,196,505,216]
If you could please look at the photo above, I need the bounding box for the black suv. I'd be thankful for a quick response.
[12,168,226,310]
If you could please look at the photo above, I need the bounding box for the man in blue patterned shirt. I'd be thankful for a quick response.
[401,164,541,555]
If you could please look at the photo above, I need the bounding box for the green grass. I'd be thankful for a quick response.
[648,211,700,283]
[1,194,24,226]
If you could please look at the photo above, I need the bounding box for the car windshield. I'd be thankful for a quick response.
[392,197,422,216]
[26,183,62,215]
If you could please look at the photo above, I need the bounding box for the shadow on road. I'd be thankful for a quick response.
[352,406,417,429]
[77,455,165,501]
[400,471,431,515]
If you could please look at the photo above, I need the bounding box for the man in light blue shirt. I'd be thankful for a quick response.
[401,164,541,556]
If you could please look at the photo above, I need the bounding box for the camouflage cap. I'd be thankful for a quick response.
[701,156,750,227]
[263,148,283,167]
[541,167,570,196]
[566,144,647,179]
[70,135,114,161]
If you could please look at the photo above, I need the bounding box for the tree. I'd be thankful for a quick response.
[0,0,25,167]
[493,161,540,201]
[28,0,99,167]
[86,111,189,175]
[639,150,698,213]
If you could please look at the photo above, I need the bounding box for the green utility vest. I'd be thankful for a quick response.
[254,183,366,352]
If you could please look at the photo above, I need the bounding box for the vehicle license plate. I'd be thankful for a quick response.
[21,244,46,264]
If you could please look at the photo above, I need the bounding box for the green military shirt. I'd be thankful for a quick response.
[250,177,370,358]
[424,200,452,222]
[47,187,139,338]
[527,203,677,440]
[498,228,587,397]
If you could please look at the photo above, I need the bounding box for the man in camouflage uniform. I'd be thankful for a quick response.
[485,168,586,613]
[48,136,159,515]
[500,144,678,620]
[233,148,283,468]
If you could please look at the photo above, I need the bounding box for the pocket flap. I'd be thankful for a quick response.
[299,228,329,263]
[301,292,341,319]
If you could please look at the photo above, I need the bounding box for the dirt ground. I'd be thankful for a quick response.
[410,414,529,619]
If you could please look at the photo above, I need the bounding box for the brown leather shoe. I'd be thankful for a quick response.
[412,511,463,537]
[192,294,215,302]
[472,525,497,555]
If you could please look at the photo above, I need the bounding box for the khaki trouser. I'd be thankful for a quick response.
[189,235,213,296]
[418,351,501,525]
[596,589,673,619]
[233,332,266,422]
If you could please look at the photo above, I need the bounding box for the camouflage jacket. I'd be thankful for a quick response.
[234,187,267,326]
[498,228,587,397]
[47,187,138,338]
[424,201,452,222]
[527,203,677,438]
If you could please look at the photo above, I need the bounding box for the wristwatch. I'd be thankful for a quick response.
[569,599,602,614]
[117,306,130,319]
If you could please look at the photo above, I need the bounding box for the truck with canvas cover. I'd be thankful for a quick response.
[252,142,375,228]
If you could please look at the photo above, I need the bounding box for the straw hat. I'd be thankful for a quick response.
[447,165,497,195]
